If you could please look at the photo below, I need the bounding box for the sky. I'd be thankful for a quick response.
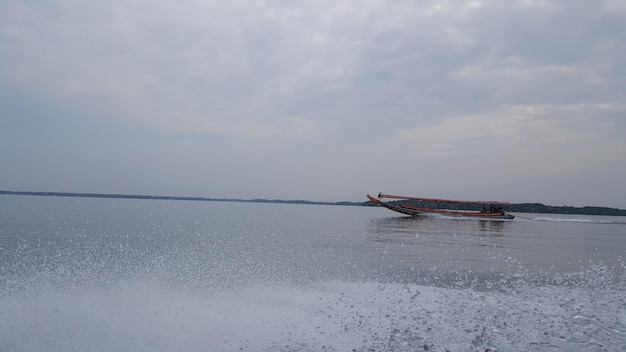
[1,0,625,208]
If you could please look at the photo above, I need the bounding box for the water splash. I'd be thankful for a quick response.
[2,263,625,352]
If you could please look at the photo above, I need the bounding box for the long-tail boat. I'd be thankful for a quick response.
[367,193,515,220]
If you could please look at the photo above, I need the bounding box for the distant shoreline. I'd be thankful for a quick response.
[0,190,360,207]
[2,190,625,216]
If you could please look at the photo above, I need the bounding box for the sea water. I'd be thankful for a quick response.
[1,195,625,351]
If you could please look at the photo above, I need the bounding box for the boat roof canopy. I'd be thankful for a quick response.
[377,193,512,205]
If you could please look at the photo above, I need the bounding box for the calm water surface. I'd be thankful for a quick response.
[1,195,625,351]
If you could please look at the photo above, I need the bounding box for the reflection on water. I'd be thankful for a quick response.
[363,215,520,290]
[478,219,505,232]
[367,215,507,241]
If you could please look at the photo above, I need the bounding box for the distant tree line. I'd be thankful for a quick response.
[507,203,626,216]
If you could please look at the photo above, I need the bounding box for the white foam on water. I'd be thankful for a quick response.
[534,217,596,223]
[1,276,625,352]
[530,217,626,225]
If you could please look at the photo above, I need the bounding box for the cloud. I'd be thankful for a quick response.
[396,103,625,153]
[6,4,619,91]
[12,0,612,137]
[1,0,366,137]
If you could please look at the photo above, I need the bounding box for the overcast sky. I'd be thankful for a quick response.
[1,0,625,208]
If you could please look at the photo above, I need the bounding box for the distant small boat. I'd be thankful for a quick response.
[367,193,515,220]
